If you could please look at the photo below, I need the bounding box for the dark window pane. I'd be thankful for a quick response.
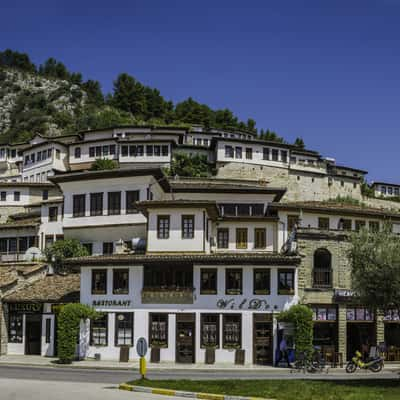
[92,269,107,294]
[113,269,129,294]
[200,269,217,294]
[226,269,242,295]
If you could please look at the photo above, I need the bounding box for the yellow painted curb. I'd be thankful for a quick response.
[119,383,133,391]
[197,393,225,400]
[152,388,178,396]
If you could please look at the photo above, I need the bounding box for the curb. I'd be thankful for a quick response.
[119,383,273,400]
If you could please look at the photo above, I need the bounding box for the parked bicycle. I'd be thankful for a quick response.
[290,350,328,374]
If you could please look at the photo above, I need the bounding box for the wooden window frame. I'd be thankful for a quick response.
[217,228,229,249]
[72,194,85,217]
[107,191,121,215]
[90,314,108,346]
[253,268,270,295]
[201,313,220,348]
[115,313,133,346]
[113,268,129,295]
[200,268,217,295]
[48,206,58,222]
[278,269,295,295]
[235,228,248,249]
[90,192,103,216]
[157,215,170,239]
[149,313,168,348]
[222,314,241,349]
[181,215,195,239]
[254,228,266,249]
[91,269,107,295]
[126,190,140,214]
[225,268,243,295]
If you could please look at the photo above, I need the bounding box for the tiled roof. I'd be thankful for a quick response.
[4,273,80,303]
[0,263,46,289]
[0,218,40,229]
[65,252,301,266]
[136,200,220,219]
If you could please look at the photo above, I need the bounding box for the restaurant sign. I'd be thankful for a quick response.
[92,299,131,307]
[333,289,356,302]
[8,303,43,313]
[216,298,270,310]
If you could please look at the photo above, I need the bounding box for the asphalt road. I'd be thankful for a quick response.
[0,378,182,400]
[0,364,399,382]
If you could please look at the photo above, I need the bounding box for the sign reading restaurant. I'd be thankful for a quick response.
[8,303,43,313]
[92,299,131,307]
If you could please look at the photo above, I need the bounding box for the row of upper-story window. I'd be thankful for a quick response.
[379,186,400,196]
[287,215,381,232]
[24,148,60,166]
[23,170,52,183]
[193,138,210,146]
[156,214,270,250]
[72,190,144,217]
[0,191,21,202]
[0,148,19,160]
[90,267,295,296]
[0,236,36,254]
[224,145,288,163]
[72,144,169,159]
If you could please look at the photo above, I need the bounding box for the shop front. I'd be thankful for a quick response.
[383,309,400,361]
[346,307,376,360]
[311,305,338,355]
[6,302,54,356]
[3,272,80,357]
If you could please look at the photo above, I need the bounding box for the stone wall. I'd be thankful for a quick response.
[215,162,364,202]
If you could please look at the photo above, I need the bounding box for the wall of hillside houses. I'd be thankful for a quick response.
[215,162,363,202]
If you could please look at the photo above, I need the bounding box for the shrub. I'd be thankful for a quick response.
[57,303,99,363]
[90,158,118,171]
[44,239,88,272]
[278,304,314,356]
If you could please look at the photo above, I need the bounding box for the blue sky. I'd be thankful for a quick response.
[1,0,399,182]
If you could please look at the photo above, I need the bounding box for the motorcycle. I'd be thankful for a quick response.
[345,350,384,373]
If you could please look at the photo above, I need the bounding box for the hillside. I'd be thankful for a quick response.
[0,49,301,146]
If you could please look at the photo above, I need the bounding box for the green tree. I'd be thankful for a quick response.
[90,158,118,171]
[39,57,69,80]
[278,305,313,356]
[348,224,400,311]
[169,153,213,178]
[111,73,147,116]
[57,303,99,363]
[44,239,89,273]
[81,80,104,106]
[294,137,305,148]
[0,49,36,73]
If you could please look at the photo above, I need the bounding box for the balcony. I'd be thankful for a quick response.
[313,268,332,289]
[141,287,194,304]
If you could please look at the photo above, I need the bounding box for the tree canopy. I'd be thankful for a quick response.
[1,49,307,148]
[348,224,400,311]
[44,239,89,272]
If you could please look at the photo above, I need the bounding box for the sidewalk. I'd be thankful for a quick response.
[1,355,400,373]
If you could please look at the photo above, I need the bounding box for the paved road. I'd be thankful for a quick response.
[0,378,182,400]
[0,364,399,382]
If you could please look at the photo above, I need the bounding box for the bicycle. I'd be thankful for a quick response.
[289,350,329,374]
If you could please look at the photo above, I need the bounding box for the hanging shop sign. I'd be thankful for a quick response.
[216,298,270,310]
[8,303,43,313]
[92,299,131,307]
